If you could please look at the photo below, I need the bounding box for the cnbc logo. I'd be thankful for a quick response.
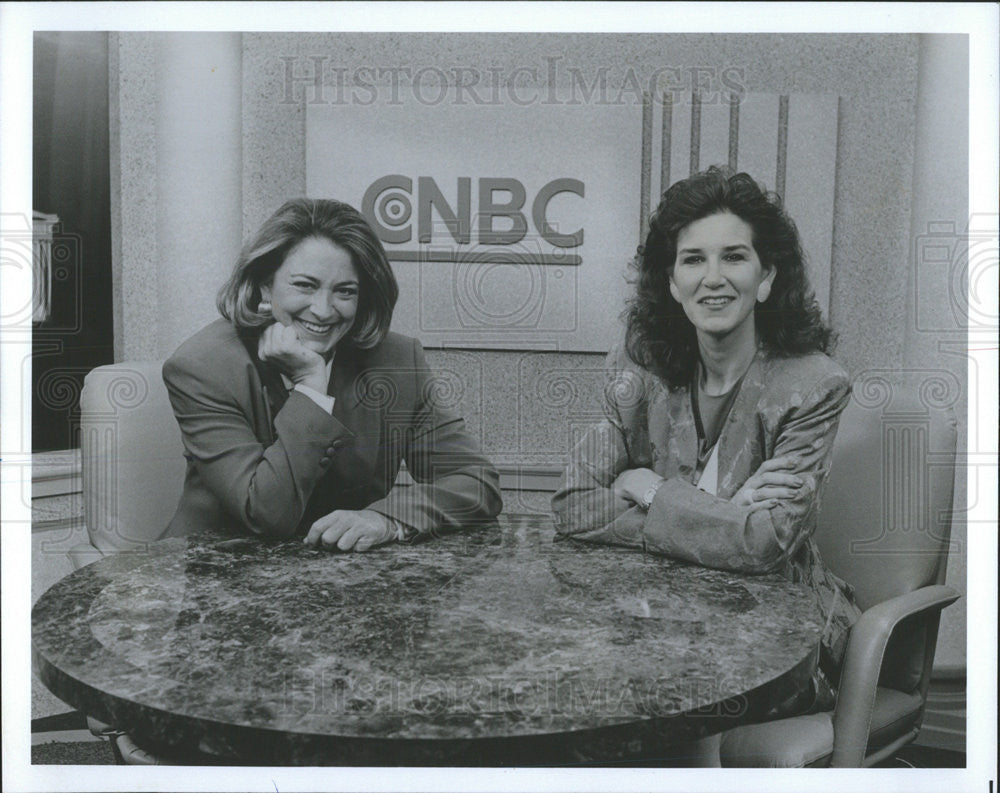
[361,175,584,265]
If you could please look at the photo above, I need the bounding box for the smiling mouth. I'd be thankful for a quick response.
[698,296,736,306]
[297,319,338,334]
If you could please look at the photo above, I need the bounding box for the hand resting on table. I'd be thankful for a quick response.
[304,509,397,552]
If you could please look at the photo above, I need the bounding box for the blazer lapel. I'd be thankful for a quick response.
[667,384,699,483]
[330,346,363,418]
[262,367,289,418]
[237,329,289,429]
[716,348,767,496]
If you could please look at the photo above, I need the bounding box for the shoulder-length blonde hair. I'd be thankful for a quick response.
[217,198,398,349]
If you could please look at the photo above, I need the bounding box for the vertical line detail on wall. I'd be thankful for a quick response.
[776,94,789,197]
[640,91,653,241]
[689,92,701,175]
[728,93,740,170]
[660,93,673,195]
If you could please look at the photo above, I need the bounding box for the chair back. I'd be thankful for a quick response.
[815,377,958,694]
[815,378,958,611]
[80,362,186,553]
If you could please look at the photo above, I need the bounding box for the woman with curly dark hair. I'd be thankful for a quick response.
[552,167,860,730]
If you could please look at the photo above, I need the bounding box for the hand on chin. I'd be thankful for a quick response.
[258,321,329,384]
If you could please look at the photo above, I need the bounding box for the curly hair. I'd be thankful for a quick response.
[624,166,834,389]
[216,198,398,350]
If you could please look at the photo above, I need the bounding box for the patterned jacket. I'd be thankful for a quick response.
[552,345,860,667]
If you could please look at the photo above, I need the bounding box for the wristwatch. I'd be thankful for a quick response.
[639,479,664,510]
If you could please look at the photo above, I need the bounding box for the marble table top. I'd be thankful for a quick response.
[32,514,823,765]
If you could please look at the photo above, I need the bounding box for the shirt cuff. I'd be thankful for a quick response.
[381,514,419,543]
[293,383,335,414]
[391,518,407,542]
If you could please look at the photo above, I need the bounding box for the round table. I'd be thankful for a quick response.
[32,514,823,766]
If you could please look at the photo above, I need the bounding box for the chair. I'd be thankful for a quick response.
[67,361,187,763]
[719,379,961,767]
[68,361,187,568]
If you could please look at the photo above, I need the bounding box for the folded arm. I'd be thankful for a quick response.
[641,373,850,573]
[553,358,850,574]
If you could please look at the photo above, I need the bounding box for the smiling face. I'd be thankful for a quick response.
[669,211,775,344]
[260,236,360,359]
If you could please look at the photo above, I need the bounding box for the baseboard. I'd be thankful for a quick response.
[398,463,564,492]
[497,465,564,492]
[31,450,567,494]
[32,516,84,534]
[32,449,82,498]
[32,730,104,746]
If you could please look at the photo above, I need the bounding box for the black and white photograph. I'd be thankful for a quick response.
[2,2,997,791]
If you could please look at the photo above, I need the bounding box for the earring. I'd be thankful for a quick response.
[258,300,272,314]
[756,282,771,303]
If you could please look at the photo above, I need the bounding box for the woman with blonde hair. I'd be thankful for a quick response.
[163,198,501,549]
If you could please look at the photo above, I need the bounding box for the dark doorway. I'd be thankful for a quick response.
[32,32,115,451]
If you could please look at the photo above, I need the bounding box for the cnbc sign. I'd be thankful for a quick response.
[361,176,584,263]
[306,99,640,351]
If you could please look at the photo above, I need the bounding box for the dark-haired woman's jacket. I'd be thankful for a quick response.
[162,319,501,539]
[551,345,859,666]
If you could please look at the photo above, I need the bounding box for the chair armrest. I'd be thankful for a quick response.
[67,541,104,571]
[830,584,959,766]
